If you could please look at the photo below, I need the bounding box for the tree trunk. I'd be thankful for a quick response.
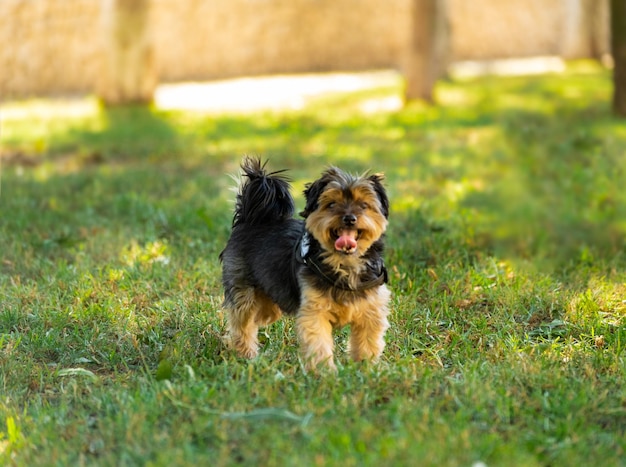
[404,0,449,104]
[561,0,609,60]
[99,0,156,105]
[612,0,626,116]
[589,0,610,61]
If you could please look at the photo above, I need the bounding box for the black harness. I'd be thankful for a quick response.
[295,232,388,292]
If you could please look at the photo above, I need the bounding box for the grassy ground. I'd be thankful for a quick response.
[1,63,626,466]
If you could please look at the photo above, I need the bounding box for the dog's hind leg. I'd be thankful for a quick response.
[225,287,261,359]
[225,288,282,359]
[254,290,283,327]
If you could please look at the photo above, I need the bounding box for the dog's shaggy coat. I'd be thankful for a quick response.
[220,158,390,370]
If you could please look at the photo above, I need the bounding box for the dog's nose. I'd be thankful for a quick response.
[343,214,357,226]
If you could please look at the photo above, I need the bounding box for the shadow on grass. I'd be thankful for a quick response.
[459,106,626,273]
[74,105,185,162]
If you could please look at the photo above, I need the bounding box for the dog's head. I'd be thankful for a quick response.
[300,167,389,256]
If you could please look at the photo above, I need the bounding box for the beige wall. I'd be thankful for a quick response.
[451,0,609,60]
[0,0,609,99]
[1,0,101,97]
[150,0,410,82]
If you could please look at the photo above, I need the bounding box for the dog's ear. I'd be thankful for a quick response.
[300,175,331,218]
[368,173,389,218]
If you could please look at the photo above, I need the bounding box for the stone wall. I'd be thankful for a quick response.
[0,0,609,99]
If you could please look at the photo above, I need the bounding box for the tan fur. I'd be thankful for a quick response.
[297,281,391,371]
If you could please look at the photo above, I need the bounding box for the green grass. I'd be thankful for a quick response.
[1,62,626,466]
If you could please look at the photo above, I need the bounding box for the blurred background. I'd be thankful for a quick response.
[0,0,612,103]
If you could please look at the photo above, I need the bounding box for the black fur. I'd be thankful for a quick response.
[221,157,302,315]
[221,220,304,315]
[232,157,294,226]
[368,174,390,219]
[300,170,334,218]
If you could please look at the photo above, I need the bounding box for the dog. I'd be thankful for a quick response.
[219,157,390,371]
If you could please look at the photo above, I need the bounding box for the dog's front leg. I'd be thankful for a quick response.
[296,303,336,372]
[349,313,388,362]
[349,287,391,362]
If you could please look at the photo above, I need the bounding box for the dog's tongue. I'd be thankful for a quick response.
[335,229,358,253]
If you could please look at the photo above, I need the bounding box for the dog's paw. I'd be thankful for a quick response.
[223,333,259,359]
[301,355,337,374]
[237,347,259,359]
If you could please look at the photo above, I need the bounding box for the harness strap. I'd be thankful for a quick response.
[295,232,388,292]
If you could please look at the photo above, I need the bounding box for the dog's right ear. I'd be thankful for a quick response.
[300,174,332,218]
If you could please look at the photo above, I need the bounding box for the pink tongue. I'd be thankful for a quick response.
[335,234,358,252]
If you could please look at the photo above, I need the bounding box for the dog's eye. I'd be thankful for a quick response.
[360,202,369,210]
[327,202,336,209]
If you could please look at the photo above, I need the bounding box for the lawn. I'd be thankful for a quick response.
[1,62,625,466]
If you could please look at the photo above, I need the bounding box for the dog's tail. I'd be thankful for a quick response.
[232,157,295,227]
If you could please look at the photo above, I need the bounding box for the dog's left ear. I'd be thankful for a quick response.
[369,173,389,218]
[300,175,331,218]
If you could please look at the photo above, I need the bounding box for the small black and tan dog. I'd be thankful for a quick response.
[220,157,390,371]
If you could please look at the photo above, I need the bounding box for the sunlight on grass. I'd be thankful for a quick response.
[121,240,170,267]
[1,97,100,120]
[437,86,479,107]
[0,416,24,459]
[155,70,399,113]
[567,281,626,328]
